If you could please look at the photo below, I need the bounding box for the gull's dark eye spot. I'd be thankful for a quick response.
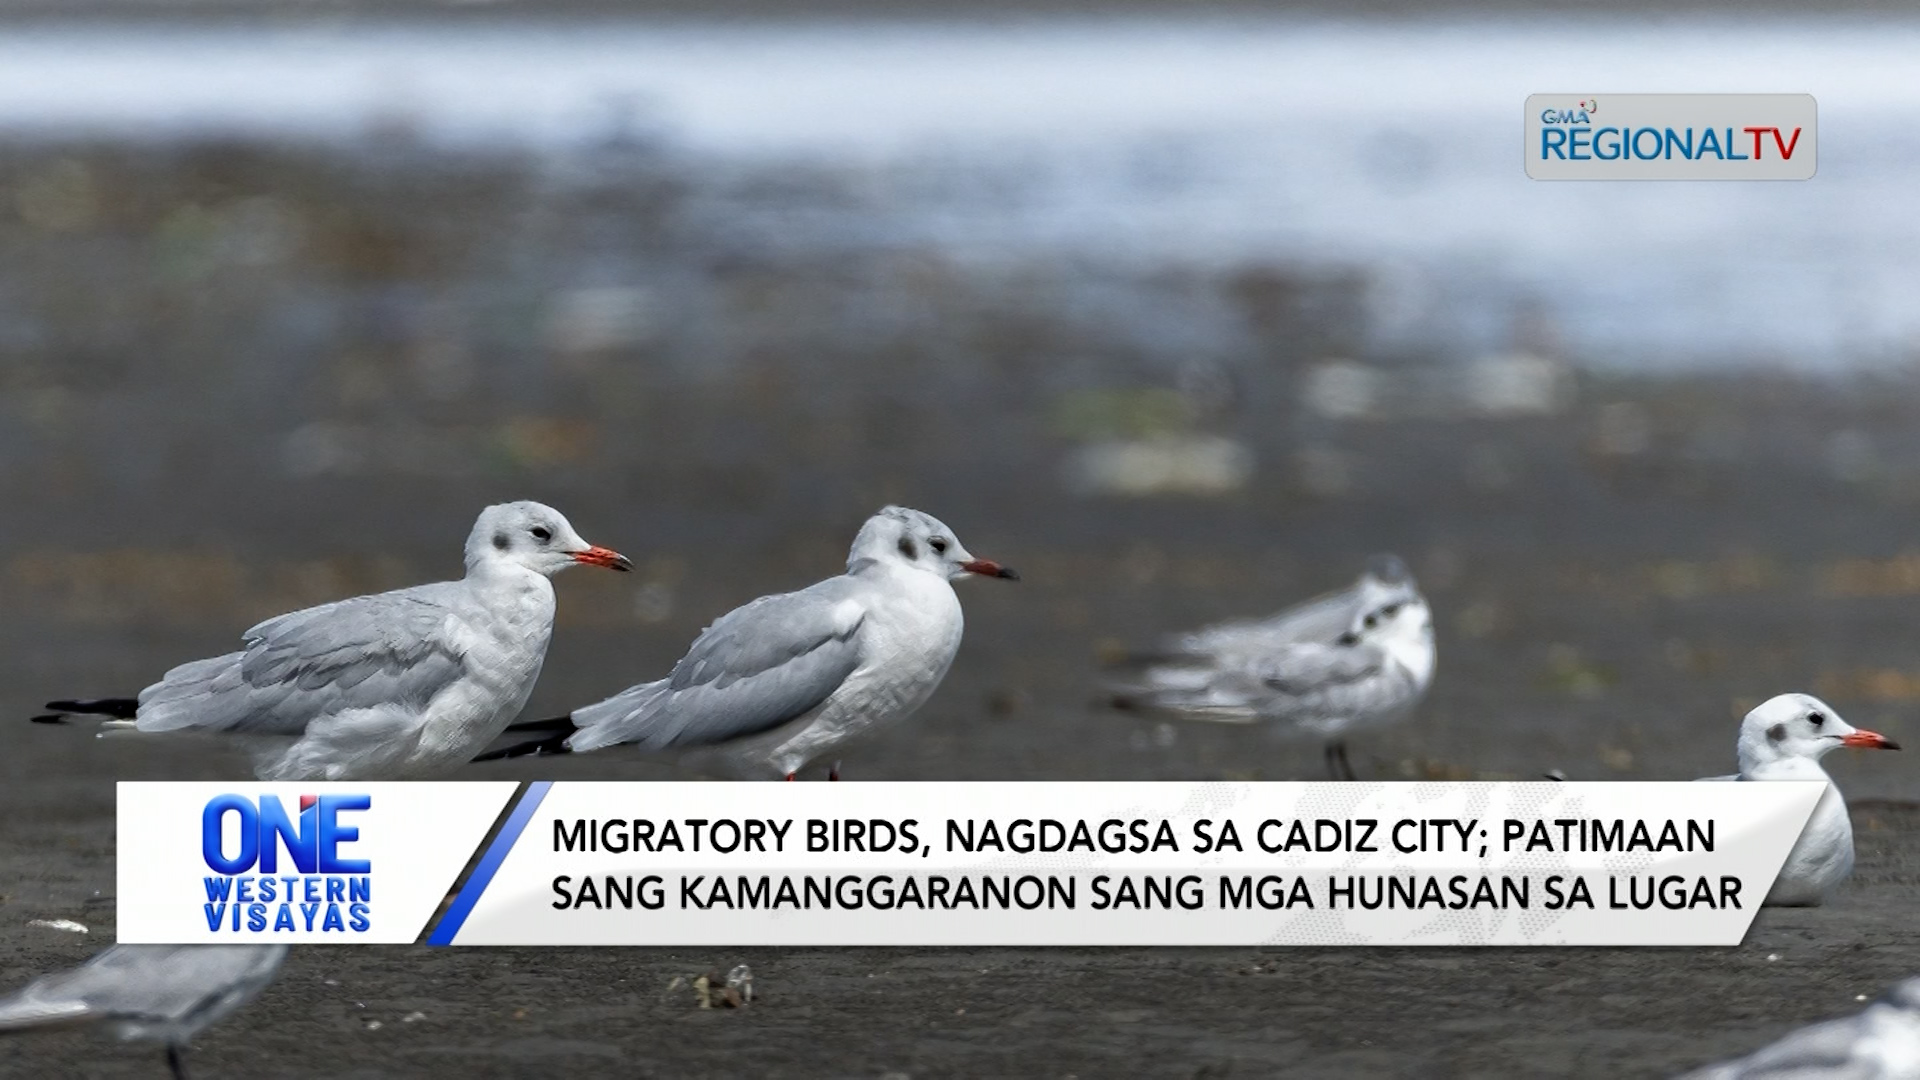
[898,536,918,559]
[1363,614,1379,629]
[930,537,949,554]
[1768,723,1787,742]
[492,532,509,551]
[1808,712,1825,728]
[531,526,552,543]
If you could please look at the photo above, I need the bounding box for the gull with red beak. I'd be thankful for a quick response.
[33,500,630,780]
[1699,692,1900,906]
[480,505,1017,778]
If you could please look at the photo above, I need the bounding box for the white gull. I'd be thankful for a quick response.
[35,501,630,780]
[1110,555,1433,779]
[1698,692,1898,907]
[481,505,1016,779]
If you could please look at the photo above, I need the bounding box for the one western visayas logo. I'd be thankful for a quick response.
[201,794,373,933]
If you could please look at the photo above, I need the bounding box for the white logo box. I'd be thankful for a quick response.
[1525,94,1816,180]
[117,782,517,944]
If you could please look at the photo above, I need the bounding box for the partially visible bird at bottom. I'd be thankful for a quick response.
[1680,976,1920,1079]
[0,944,287,1079]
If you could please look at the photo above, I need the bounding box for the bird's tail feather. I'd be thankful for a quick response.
[32,698,139,725]
[499,714,580,735]
[1107,679,1261,723]
[0,995,92,1033]
[1106,653,1266,722]
[566,681,671,753]
[472,716,579,762]
[43,698,139,718]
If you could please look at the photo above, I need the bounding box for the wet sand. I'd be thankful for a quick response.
[4,139,1920,1076]
[9,375,1920,1077]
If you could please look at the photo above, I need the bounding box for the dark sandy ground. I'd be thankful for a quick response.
[5,138,1920,1076]
[9,375,1920,1077]
[2,802,1918,1079]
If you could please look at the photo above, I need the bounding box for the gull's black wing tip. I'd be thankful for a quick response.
[473,717,578,763]
[42,698,139,720]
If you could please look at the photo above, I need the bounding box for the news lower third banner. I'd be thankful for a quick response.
[116,781,1824,947]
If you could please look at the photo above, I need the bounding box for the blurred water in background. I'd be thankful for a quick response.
[0,15,1916,369]
[12,10,1920,792]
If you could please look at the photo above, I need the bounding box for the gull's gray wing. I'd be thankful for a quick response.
[1165,556,1419,661]
[1244,641,1412,724]
[567,578,867,753]
[1122,639,1410,732]
[1169,583,1369,659]
[0,945,287,1036]
[135,583,471,735]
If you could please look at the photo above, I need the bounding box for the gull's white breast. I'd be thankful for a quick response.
[762,570,965,775]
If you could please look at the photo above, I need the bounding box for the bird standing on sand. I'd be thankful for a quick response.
[1698,692,1898,907]
[0,944,287,1080]
[33,501,630,780]
[1110,555,1433,780]
[480,506,1017,779]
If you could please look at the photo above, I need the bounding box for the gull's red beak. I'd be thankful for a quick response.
[961,558,1019,581]
[572,546,634,572]
[1842,729,1901,750]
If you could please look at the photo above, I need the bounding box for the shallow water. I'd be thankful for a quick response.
[1,16,1917,369]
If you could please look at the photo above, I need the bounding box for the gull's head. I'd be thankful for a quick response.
[465,501,632,578]
[1353,555,1427,632]
[1337,579,1432,649]
[1336,581,1434,682]
[848,506,1018,584]
[1737,693,1899,773]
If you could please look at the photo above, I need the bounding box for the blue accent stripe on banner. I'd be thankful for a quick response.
[427,780,552,946]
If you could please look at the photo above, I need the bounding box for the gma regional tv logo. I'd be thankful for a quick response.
[1525,94,1816,180]
[201,793,373,934]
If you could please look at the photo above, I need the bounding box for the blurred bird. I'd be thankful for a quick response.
[478,506,1017,779]
[32,501,630,780]
[0,944,287,1080]
[1698,693,1898,907]
[1681,976,1920,1079]
[1109,555,1433,780]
